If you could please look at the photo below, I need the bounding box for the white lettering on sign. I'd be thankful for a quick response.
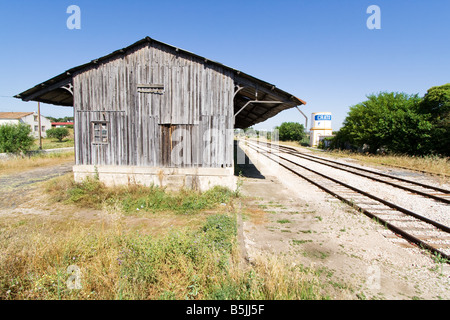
[315,115,331,121]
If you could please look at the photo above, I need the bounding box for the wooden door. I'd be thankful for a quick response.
[160,124,175,167]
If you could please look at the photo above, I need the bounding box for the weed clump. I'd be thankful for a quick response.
[46,176,237,215]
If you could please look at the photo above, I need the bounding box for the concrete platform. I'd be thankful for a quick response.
[73,165,237,192]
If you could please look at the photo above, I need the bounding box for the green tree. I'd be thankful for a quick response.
[334,92,433,155]
[276,122,306,142]
[0,123,34,154]
[46,127,70,142]
[418,83,450,156]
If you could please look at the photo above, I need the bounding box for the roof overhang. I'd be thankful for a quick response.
[233,72,305,128]
[15,75,73,107]
[14,36,306,128]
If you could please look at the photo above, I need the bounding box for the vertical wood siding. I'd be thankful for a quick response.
[73,42,234,168]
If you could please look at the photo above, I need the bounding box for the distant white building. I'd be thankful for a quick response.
[0,112,52,138]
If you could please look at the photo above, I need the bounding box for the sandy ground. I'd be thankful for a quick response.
[237,142,450,300]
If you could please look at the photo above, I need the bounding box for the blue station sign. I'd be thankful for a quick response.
[315,114,332,121]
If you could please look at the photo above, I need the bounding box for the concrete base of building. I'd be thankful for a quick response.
[73,165,237,192]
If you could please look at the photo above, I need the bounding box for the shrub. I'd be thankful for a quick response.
[332,92,433,155]
[418,83,450,156]
[276,122,306,142]
[0,123,34,154]
[46,127,70,142]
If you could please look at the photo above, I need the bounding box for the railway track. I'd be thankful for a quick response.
[255,140,450,205]
[242,140,450,262]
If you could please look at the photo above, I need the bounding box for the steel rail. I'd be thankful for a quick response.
[254,140,450,201]
[244,142,450,262]
[279,142,450,194]
[261,140,450,194]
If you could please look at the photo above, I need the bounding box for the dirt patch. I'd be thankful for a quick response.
[237,142,450,300]
[0,161,74,210]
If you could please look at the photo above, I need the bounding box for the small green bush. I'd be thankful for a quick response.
[0,123,34,154]
[276,122,306,142]
[46,127,70,142]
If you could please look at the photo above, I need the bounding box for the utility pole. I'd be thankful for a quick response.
[38,102,42,150]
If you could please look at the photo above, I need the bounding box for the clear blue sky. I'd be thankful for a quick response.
[0,0,449,130]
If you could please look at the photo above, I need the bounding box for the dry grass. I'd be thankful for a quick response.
[0,175,326,300]
[0,215,124,299]
[0,151,74,176]
[372,154,449,177]
[223,254,322,300]
[0,208,324,300]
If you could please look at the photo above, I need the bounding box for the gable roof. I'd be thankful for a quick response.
[0,112,34,119]
[15,36,306,128]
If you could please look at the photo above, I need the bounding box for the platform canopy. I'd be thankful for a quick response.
[15,37,306,129]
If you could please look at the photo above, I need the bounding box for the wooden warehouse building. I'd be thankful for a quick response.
[15,37,306,190]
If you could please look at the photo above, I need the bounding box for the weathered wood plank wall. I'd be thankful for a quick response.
[73,42,234,168]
